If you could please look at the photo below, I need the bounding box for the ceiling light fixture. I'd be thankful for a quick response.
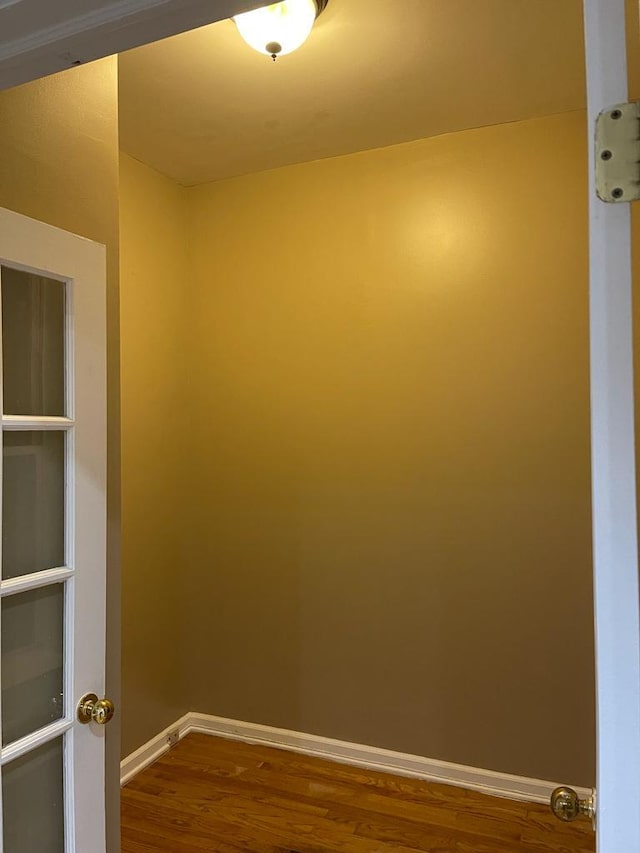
[234,0,328,61]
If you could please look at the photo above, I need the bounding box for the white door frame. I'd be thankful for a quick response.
[0,0,262,91]
[584,1,640,850]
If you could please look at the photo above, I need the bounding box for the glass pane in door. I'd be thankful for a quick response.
[2,431,65,579]
[2,737,65,853]
[1,261,70,848]
[1,585,64,745]
[1,267,65,417]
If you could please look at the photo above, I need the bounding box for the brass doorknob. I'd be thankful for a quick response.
[550,786,595,822]
[77,693,115,725]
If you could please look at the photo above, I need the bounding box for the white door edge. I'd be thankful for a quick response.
[583,2,640,849]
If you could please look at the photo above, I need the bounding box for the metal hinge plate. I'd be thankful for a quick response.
[595,102,640,202]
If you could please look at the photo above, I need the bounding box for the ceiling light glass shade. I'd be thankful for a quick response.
[234,0,319,59]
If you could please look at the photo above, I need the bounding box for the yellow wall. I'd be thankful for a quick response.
[119,153,190,755]
[182,109,594,785]
[0,61,121,850]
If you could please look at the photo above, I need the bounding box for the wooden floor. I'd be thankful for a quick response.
[121,734,595,853]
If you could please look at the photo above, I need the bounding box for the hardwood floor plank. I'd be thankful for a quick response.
[121,734,595,853]
[123,795,297,853]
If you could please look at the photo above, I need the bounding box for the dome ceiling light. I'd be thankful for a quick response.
[234,0,329,61]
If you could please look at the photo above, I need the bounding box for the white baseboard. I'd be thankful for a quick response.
[120,713,191,786]
[121,711,591,805]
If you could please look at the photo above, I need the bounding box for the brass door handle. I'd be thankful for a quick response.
[550,787,595,822]
[77,693,115,725]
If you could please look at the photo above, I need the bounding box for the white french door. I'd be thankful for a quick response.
[583,1,640,850]
[0,207,107,852]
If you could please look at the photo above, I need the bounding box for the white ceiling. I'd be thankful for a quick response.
[119,0,586,187]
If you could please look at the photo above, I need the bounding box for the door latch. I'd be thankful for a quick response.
[550,786,596,826]
[595,102,640,202]
[77,693,115,725]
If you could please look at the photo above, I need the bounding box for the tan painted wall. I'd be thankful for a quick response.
[119,153,190,755]
[0,61,121,850]
[184,109,595,786]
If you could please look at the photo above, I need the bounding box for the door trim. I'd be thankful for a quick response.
[0,0,178,62]
[0,0,262,91]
